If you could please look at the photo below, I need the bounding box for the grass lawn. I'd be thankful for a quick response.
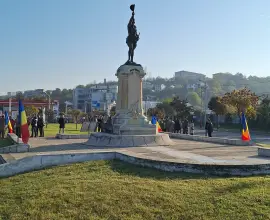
[0,160,269,220]
[43,123,88,137]
[0,139,12,148]
[257,143,270,148]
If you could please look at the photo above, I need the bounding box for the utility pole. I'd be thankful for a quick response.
[199,80,208,128]
[199,86,203,128]
[204,84,207,127]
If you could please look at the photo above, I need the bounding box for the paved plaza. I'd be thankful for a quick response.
[1,137,270,166]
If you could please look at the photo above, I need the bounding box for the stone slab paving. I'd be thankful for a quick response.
[1,137,270,166]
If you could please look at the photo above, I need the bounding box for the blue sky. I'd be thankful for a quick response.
[0,0,269,92]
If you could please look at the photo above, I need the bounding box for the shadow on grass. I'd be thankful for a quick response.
[216,181,262,194]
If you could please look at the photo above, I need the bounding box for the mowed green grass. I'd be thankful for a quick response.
[257,143,270,148]
[43,123,88,137]
[0,160,269,220]
[0,139,12,148]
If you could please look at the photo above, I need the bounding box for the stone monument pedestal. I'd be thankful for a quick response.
[112,63,156,135]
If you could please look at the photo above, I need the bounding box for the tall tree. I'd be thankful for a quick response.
[147,107,165,120]
[69,109,81,130]
[220,88,258,120]
[186,92,201,107]
[24,105,39,117]
[208,96,228,129]
[156,102,175,118]
[170,97,194,119]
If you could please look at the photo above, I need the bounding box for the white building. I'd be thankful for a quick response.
[186,83,198,90]
[175,71,205,80]
[142,101,161,114]
[73,84,118,112]
[154,84,166,92]
[142,81,153,90]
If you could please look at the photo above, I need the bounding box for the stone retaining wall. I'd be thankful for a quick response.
[7,133,23,144]
[0,144,30,153]
[0,152,115,178]
[258,147,270,157]
[170,133,251,146]
[116,153,270,176]
[1,151,270,178]
[85,133,174,147]
[0,133,30,153]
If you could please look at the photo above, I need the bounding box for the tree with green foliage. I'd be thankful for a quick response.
[170,97,194,119]
[186,92,201,107]
[208,96,228,129]
[147,107,165,120]
[69,109,81,130]
[220,88,259,120]
[45,109,54,123]
[156,102,175,118]
[24,105,39,117]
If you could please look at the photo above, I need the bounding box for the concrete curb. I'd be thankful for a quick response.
[257,147,270,157]
[0,144,30,153]
[1,151,270,178]
[169,133,252,146]
[55,134,90,139]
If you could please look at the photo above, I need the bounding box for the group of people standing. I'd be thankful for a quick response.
[30,115,45,137]
[159,117,195,135]
[0,114,23,138]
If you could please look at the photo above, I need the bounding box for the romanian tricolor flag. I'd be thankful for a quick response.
[4,111,13,133]
[19,100,30,144]
[241,112,251,141]
[156,121,163,133]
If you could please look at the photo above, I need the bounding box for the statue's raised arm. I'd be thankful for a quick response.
[126,4,140,64]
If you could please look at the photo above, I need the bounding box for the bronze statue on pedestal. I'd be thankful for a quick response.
[126,4,140,64]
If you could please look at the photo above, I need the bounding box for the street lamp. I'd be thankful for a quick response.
[43,91,51,110]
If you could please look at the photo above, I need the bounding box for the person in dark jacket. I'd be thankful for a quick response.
[37,115,45,137]
[30,115,38,137]
[205,118,213,137]
[0,115,5,139]
[58,115,65,134]
[174,118,181,133]
[183,118,189,134]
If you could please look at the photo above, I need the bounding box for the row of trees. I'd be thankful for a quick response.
[147,87,270,131]
[207,87,270,129]
[147,97,194,120]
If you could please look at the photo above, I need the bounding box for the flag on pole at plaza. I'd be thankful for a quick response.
[156,121,163,133]
[4,111,13,133]
[151,115,157,125]
[19,100,30,144]
[241,112,251,141]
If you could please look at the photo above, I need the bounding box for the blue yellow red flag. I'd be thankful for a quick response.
[241,112,251,141]
[156,121,163,133]
[151,116,157,125]
[19,100,30,144]
[4,111,13,133]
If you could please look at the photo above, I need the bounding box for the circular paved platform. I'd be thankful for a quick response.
[0,138,270,177]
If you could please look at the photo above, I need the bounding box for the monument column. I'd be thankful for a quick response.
[111,4,156,135]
